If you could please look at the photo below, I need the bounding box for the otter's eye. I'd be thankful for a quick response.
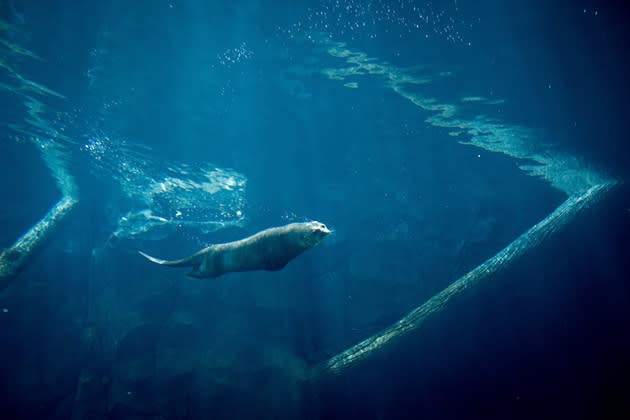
[320,224,327,230]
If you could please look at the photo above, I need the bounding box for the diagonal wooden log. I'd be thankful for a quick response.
[316,182,615,377]
[0,194,77,290]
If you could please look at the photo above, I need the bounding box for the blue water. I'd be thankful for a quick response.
[1,1,629,419]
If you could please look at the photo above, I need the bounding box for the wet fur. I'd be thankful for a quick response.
[139,221,329,278]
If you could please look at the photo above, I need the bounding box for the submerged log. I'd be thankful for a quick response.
[0,194,77,290]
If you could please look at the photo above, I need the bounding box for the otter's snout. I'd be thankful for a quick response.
[305,221,330,247]
[316,223,330,234]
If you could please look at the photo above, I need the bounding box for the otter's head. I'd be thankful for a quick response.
[299,220,331,248]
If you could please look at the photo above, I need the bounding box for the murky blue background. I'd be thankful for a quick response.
[1,1,629,418]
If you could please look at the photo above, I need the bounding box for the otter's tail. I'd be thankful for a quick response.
[138,251,197,267]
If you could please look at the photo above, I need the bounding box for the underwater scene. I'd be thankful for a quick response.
[1,0,629,419]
